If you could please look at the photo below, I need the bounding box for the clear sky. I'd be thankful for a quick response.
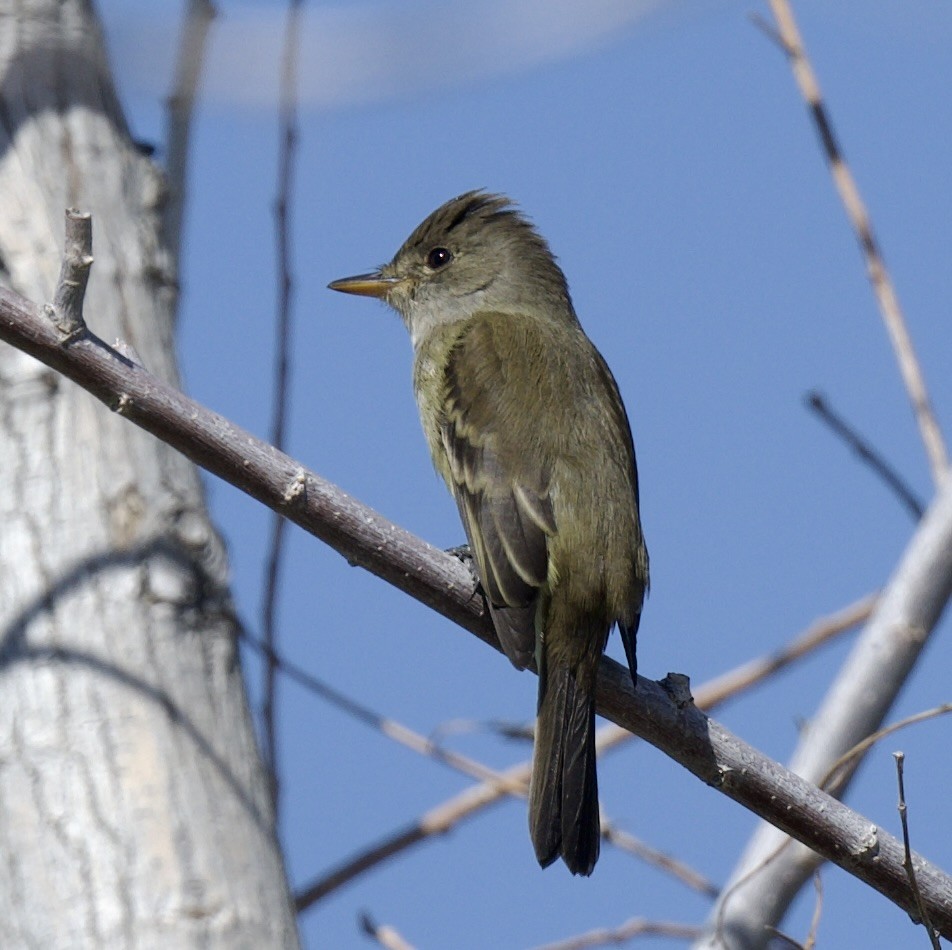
[98,2,952,947]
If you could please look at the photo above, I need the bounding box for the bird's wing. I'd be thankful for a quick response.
[440,315,557,668]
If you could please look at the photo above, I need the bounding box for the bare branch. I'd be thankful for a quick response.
[894,753,941,950]
[692,6,952,943]
[532,917,702,950]
[806,391,924,520]
[295,593,868,907]
[766,0,948,483]
[163,0,217,260]
[2,272,952,936]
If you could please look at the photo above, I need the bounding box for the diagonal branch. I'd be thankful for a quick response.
[295,592,873,907]
[1,270,952,935]
[764,0,948,484]
[695,475,952,947]
[806,391,924,521]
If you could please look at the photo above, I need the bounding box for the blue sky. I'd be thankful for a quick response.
[98,2,952,947]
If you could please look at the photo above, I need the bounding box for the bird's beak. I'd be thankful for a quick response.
[327,272,403,299]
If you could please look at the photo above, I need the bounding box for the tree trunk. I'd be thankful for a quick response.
[0,2,298,946]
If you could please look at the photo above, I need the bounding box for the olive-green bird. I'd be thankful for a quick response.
[330,191,648,875]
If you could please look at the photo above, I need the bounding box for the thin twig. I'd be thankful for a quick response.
[821,703,952,797]
[295,594,870,908]
[601,816,719,897]
[805,871,824,950]
[46,208,92,338]
[766,0,948,484]
[691,592,875,708]
[241,628,527,794]
[359,913,416,950]
[531,917,702,950]
[894,753,941,949]
[806,391,924,520]
[163,0,217,261]
[261,0,305,818]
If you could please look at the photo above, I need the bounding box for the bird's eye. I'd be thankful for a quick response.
[426,247,453,270]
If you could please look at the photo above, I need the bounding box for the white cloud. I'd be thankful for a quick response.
[110,0,668,111]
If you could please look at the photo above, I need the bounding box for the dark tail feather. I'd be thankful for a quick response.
[529,657,600,875]
[620,614,640,687]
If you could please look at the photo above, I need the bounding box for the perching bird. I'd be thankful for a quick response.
[329,191,648,875]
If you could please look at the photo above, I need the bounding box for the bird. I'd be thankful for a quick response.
[329,191,648,875]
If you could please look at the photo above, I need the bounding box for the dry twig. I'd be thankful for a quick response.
[821,703,952,797]
[241,627,527,794]
[893,753,941,950]
[764,0,948,483]
[806,391,924,520]
[261,0,305,821]
[804,871,823,950]
[46,209,92,338]
[531,917,702,950]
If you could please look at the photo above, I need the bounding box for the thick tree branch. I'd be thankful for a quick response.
[1,278,951,935]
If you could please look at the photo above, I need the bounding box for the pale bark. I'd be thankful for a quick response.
[0,2,297,947]
[695,476,952,950]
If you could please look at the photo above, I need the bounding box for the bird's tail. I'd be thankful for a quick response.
[528,652,600,875]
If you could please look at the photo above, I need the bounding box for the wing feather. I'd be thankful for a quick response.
[438,316,556,667]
